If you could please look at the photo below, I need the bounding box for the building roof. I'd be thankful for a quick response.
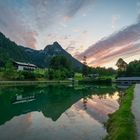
[14,61,37,67]
[117,77,140,81]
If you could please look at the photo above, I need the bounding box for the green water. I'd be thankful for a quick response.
[0,84,120,140]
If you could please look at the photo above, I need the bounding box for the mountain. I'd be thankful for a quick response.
[0,32,83,70]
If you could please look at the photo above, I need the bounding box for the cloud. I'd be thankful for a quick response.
[136,1,140,7]
[136,1,140,12]
[62,40,76,54]
[82,13,87,17]
[111,15,120,29]
[0,0,94,49]
[64,0,94,17]
[0,0,38,49]
[25,0,95,30]
[65,46,75,52]
[82,30,88,34]
[20,31,38,49]
[77,20,140,67]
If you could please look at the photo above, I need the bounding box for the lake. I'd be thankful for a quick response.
[0,84,121,140]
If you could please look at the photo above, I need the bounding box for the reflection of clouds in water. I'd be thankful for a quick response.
[61,104,107,140]
[0,85,120,140]
[0,113,32,140]
[0,96,109,140]
[73,92,120,124]
[65,106,89,122]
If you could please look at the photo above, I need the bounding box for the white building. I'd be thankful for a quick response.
[13,61,37,71]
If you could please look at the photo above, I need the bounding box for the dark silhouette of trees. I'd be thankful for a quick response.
[82,56,88,77]
[116,58,127,72]
[116,58,127,77]
[125,60,140,76]
[48,56,73,80]
[116,58,140,77]
[49,56,71,70]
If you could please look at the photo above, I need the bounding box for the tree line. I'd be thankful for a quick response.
[116,58,140,77]
[0,56,74,81]
[1,55,139,81]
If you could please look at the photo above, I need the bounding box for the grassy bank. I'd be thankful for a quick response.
[79,78,112,84]
[104,86,136,140]
[0,80,73,86]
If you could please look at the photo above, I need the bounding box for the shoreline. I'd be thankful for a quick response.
[104,85,137,140]
[0,80,73,86]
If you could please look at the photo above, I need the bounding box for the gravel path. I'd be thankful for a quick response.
[132,84,140,140]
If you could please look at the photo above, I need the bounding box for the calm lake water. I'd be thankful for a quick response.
[0,84,121,140]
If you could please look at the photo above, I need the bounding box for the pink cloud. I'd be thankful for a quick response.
[76,21,140,67]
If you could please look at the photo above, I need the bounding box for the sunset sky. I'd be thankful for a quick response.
[0,0,140,68]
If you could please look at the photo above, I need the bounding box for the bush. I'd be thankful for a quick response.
[21,71,36,80]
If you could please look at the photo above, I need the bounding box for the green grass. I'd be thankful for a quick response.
[104,86,136,140]
[74,73,83,81]
[98,75,116,80]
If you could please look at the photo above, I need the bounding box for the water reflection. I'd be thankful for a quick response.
[0,84,121,140]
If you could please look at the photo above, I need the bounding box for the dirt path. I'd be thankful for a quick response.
[132,84,140,140]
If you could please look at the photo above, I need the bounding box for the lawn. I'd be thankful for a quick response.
[104,86,136,140]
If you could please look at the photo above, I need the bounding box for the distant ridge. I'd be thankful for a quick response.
[0,32,83,70]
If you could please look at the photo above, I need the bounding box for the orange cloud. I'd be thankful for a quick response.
[63,16,71,22]
[21,31,38,49]
[76,21,140,67]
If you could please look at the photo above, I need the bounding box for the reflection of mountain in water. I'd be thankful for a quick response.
[0,85,118,125]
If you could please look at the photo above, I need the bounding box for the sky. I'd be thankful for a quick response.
[0,0,140,68]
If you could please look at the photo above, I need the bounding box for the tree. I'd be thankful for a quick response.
[116,58,127,77]
[125,60,140,76]
[116,58,127,72]
[49,56,71,70]
[48,56,72,80]
[48,69,54,80]
[82,56,88,77]
[5,60,14,71]
[3,60,15,79]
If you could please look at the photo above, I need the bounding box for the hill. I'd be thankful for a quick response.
[0,32,83,70]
